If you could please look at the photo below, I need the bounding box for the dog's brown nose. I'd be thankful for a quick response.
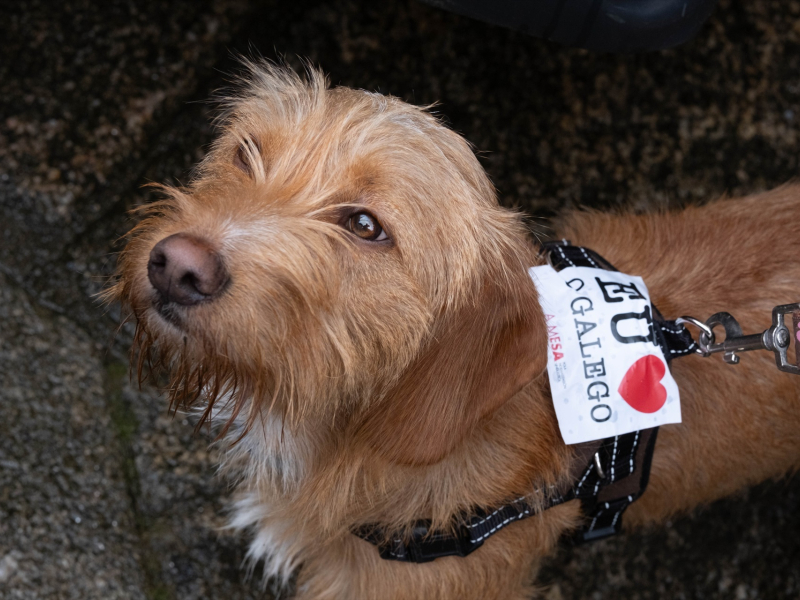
[147,233,229,305]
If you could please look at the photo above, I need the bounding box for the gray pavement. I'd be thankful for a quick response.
[2,0,800,598]
[0,273,146,599]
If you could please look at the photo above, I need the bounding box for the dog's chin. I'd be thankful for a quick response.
[131,304,279,423]
[132,309,243,420]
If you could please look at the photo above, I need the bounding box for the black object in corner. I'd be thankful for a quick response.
[419,0,719,52]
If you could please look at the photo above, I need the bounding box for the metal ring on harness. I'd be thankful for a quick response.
[675,316,715,356]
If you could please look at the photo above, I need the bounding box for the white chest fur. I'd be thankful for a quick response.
[221,413,317,585]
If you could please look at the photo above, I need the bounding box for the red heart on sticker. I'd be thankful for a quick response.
[618,355,667,413]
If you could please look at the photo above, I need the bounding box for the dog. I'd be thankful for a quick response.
[110,62,800,599]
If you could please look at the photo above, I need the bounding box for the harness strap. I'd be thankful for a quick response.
[359,489,573,563]
[355,243,692,562]
[542,242,682,542]
[571,428,659,542]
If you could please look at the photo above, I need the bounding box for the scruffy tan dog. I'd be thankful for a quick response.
[111,63,800,599]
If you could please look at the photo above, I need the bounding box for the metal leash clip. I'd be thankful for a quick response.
[676,303,800,374]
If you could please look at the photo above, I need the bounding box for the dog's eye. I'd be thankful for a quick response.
[234,144,252,175]
[234,138,262,177]
[346,212,388,241]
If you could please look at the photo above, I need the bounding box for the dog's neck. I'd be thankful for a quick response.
[222,375,572,540]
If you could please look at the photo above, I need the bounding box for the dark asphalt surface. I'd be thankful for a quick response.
[1,0,799,598]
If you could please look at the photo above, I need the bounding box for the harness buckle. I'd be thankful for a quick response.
[375,521,479,563]
[577,496,633,543]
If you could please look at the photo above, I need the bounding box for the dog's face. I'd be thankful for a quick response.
[112,64,547,465]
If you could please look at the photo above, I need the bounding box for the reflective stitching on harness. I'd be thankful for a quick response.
[471,508,531,543]
[610,495,633,529]
[659,323,687,335]
[465,495,528,530]
[629,431,640,473]
[588,501,611,531]
[579,247,599,268]
[610,436,618,482]
[556,245,576,267]
[610,509,622,528]
[575,461,595,493]
[669,341,697,355]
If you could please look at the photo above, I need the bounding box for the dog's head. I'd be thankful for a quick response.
[111,63,547,465]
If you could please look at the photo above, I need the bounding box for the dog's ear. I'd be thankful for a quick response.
[357,262,547,465]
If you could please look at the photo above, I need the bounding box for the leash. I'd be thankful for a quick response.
[676,309,800,373]
[355,242,800,563]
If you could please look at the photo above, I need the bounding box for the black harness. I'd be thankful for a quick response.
[355,243,697,563]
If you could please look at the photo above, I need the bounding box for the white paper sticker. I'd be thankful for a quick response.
[529,264,681,445]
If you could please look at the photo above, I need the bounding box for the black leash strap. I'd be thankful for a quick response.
[355,243,695,562]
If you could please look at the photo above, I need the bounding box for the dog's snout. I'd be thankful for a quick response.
[147,233,229,306]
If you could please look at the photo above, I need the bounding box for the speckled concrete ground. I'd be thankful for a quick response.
[1,0,799,598]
